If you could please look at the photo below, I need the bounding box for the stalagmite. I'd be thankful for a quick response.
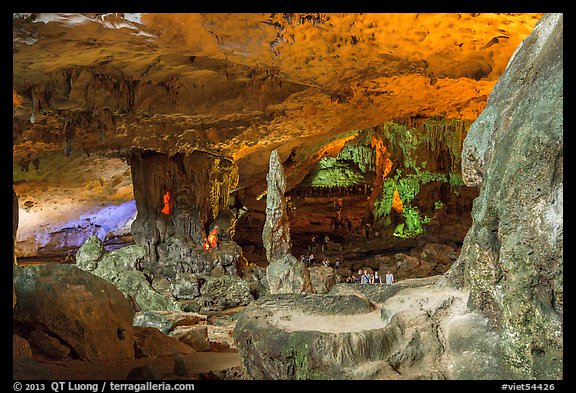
[263,150,313,294]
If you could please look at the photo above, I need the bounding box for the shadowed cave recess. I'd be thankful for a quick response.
[12,12,562,381]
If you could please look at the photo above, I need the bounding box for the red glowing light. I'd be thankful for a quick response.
[161,190,171,215]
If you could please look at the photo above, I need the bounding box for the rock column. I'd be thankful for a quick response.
[129,149,241,278]
[263,150,313,294]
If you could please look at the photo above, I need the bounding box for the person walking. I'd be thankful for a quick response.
[372,271,382,284]
[385,271,395,284]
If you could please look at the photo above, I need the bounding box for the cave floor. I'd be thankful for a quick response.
[13,351,242,380]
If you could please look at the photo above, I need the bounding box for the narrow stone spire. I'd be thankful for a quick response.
[263,150,314,294]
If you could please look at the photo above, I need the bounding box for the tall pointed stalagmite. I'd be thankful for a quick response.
[263,150,313,294]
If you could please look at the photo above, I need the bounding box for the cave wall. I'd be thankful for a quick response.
[129,149,241,278]
[447,13,563,379]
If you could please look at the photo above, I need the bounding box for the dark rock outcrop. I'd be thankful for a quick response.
[447,13,563,379]
[263,150,313,294]
[196,274,253,311]
[13,264,135,361]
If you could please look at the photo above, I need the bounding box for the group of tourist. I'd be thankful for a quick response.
[300,253,341,269]
[347,269,394,285]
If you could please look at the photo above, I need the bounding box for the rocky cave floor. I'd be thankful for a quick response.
[14,194,471,380]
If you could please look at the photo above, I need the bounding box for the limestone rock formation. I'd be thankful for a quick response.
[76,236,182,311]
[75,235,105,271]
[133,310,208,334]
[308,266,338,294]
[13,188,18,264]
[169,325,211,352]
[13,264,135,361]
[130,149,241,278]
[233,277,501,379]
[13,335,33,360]
[196,274,253,311]
[448,13,563,379]
[133,326,195,358]
[263,150,313,294]
[241,264,270,300]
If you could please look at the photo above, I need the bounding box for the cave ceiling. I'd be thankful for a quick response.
[13,12,541,195]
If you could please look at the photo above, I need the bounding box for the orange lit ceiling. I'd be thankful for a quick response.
[13,13,541,189]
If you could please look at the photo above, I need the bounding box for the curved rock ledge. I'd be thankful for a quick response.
[233,276,503,380]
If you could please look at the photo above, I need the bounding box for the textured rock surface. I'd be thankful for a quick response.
[307,266,338,294]
[76,236,182,311]
[197,274,253,312]
[130,150,241,277]
[133,326,195,358]
[448,13,563,379]
[233,277,501,379]
[169,325,211,352]
[263,150,313,294]
[13,335,33,360]
[13,264,135,361]
[133,310,207,334]
[12,14,541,260]
[13,188,18,263]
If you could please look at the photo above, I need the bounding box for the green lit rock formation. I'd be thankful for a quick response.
[448,13,563,379]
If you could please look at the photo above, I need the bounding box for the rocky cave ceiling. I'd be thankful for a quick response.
[12,13,541,252]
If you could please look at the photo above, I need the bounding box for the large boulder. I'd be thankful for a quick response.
[197,274,253,311]
[241,264,270,300]
[70,235,104,271]
[133,326,195,358]
[308,266,337,294]
[133,310,207,334]
[13,264,135,361]
[169,325,211,352]
[447,13,563,379]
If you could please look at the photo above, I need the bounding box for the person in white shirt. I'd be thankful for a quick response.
[385,271,394,284]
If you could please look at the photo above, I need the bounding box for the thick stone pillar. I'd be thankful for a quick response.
[263,150,313,294]
[129,149,241,278]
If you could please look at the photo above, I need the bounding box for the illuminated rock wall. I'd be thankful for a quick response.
[130,149,241,278]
